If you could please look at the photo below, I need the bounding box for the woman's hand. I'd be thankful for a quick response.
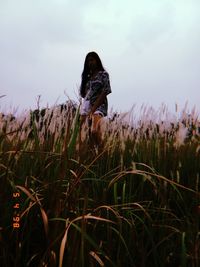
[88,111,93,120]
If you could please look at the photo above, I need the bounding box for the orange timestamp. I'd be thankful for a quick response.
[13,192,20,229]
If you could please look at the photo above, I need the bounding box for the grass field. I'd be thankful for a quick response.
[0,101,199,266]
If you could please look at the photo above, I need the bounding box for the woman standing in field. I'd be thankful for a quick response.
[79,51,112,149]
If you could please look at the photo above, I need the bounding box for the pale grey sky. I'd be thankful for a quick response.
[0,0,199,115]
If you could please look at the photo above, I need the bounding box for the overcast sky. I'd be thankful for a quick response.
[0,0,199,115]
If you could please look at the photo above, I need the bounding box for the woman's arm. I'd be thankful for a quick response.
[89,71,111,116]
[90,91,107,115]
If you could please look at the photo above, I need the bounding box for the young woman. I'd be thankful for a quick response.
[79,51,112,147]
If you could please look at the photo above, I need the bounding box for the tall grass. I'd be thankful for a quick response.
[0,101,199,266]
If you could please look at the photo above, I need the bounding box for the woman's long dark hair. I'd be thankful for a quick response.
[80,51,105,98]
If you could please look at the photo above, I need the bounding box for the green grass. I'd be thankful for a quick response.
[0,103,199,266]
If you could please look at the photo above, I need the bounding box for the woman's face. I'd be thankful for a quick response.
[87,56,97,72]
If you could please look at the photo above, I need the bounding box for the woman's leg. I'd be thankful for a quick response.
[90,114,103,149]
[78,115,87,153]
